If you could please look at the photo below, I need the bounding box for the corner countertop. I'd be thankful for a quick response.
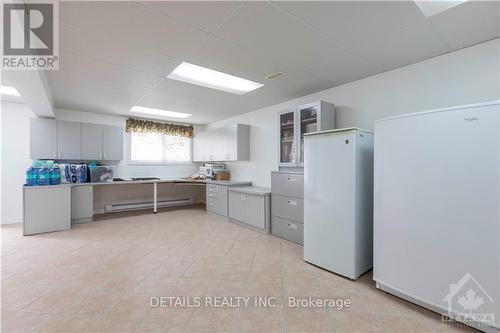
[205,180,252,186]
[228,186,271,195]
[24,178,252,189]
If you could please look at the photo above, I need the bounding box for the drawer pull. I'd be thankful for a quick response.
[287,200,297,206]
[208,203,215,206]
[288,177,297,182]
[288,223,298,230]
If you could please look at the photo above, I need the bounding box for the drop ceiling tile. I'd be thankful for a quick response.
[60,1,209,59]
[47,71,152,101]
[350,21,449,76]
[54,51,162,89]
[137,1,242,33]
[273,1,425,48]
[214,1,339,71]
[429,0,500,50]
[137,89,239,123]
[60,25,180,76]
[50,82,139,116]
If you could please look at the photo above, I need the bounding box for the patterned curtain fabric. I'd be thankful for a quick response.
[126,118,194,138]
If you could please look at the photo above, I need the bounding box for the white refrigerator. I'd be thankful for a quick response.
[374,101,499,332]
[304,128,374,280]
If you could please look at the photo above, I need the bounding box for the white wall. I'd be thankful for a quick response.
[0,103,199,224]
[208,39,500,187]
[0,102,34,224]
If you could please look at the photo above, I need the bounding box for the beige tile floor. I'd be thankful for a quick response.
[1,205,477,333]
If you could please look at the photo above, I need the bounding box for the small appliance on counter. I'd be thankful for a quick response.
[198,163,228,180]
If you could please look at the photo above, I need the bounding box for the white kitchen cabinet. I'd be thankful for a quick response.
[71,185,93,223]
[24,185,71,235]
[228,187,271,233]
[102,125,123,161]
[279,101,335,167]
[193,124,250,162]
[57,121,81,160]
[29,120,123,161]
[30,118,57,160]
[81,123,103,160]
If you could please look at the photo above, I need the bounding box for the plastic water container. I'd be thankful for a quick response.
[37,168,51,186]
[49,165,61,185]
[25,167,38,186]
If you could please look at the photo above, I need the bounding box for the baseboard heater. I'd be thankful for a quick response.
[105,198,194,213]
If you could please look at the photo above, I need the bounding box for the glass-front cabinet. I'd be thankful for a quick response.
[278,101,335,167]
[279,110,296,165]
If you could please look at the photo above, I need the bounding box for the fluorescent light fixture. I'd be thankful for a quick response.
[414,0,469,17]
[130,106,191,119]
[168,62,264,95]
[0,85,20,96]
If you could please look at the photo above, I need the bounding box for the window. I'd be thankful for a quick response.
[129,131,191,164]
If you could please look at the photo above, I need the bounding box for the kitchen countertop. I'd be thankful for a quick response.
[205,180,252,186]
[228,186,271,195]
[24,178,251,188]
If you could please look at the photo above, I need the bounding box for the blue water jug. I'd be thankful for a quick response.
[37,168,50,186]
[49,165,61,185]
[25,167,38,186]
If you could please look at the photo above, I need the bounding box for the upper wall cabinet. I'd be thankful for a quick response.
[81,123,103,160]
[58,121,82,160]
[193,124,250,162]
[279,101,335,167]
[102,125,123,161]
[30,118,123,161]
[30,118,58,160]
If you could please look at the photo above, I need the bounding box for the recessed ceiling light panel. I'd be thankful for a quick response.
[131,106,192,119]
[167,62,264,95]
[0,85,21,96]
[414,0,469,17]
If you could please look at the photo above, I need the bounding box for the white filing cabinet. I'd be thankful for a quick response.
[24,185,71,235]
[228,187,271,233]
[271,171,304,245]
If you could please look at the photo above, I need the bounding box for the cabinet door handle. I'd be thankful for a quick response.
[103,153,106,159]
[53,152,57,158]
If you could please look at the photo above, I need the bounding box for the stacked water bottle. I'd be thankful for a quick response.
[25,161,88,186]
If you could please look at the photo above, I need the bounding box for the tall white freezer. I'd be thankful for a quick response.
[374,101,500,332]
[304,128,374,280]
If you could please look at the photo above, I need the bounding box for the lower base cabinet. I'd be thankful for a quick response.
[271,216,304,245]
[228,187,271,233]
[71,186,93,223]
[24,185,71,235]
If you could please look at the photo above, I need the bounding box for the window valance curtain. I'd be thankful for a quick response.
[126,118,194,138]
